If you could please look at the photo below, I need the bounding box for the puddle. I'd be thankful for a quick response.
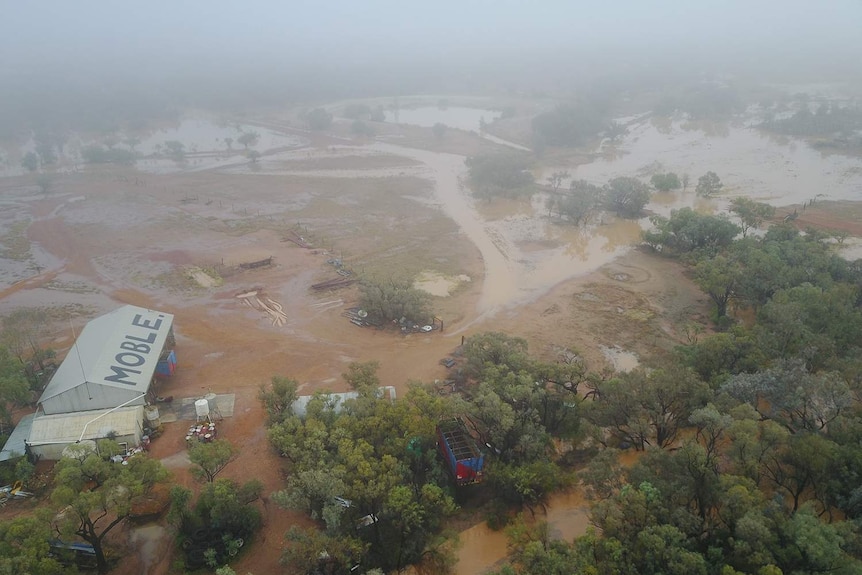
[130,524,168,575]
[839,237,862,260]
[413,271,471,297]
[384,106,529,151]
[599,345,640,372]
[385,106,501,132]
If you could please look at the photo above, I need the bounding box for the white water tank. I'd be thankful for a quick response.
[194,399,210,419]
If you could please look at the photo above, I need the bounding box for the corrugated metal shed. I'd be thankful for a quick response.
[0,413,35,462]
[27,406,144,446]
[39,305,174,415]
[291,387,396,417]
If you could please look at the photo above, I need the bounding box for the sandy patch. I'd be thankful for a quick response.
[413,270,471,297]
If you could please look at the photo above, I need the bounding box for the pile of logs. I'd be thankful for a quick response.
[283,229,312,248]
[311,277,356,291]
[235,290,288,326]
[238,256,273,270]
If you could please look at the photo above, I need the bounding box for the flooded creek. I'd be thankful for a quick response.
[545,117,862,206]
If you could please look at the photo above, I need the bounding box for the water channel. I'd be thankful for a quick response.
[229,109,862,573]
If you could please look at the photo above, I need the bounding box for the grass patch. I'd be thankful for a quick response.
[0,220,32,261]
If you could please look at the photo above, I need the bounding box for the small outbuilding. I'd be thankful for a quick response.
[26,406,144,461]
[38,305,175,415]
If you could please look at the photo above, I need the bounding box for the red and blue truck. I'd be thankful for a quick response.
[436,418,485,485]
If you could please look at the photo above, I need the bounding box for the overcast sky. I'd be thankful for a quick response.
[2,0,862,94]
[4,1,861,65]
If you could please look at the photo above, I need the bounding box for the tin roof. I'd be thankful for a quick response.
[39,306,173,405]
[27,406,144,446]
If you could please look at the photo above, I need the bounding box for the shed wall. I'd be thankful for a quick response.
[41,385,147,415]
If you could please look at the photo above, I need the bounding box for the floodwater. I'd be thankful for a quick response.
[136,117,304,156]
[369,142,636,317]
[544,117,862,206]
[413,271,471,297]
[599,345,640,372]
[840,237,862,261]
[384,106,530,151]
[453,490,591,575]
[134,119,306,174]
[384,106,501,132]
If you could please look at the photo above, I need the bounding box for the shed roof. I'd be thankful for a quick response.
[0,413,35,462]
[39,306,173,405]
[27,406,144,446]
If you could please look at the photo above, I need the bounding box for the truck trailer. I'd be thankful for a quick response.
[436,418,484,485]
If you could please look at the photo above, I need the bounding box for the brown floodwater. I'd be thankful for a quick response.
[452,489,592,575]
[542,117,862,206]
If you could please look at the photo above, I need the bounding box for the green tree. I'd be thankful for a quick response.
[51,453,168,573]
[465,153,534,201]
[194,478,263,538]
[545,171,569,193]
[694,254,741,319]
[585,367,711,450]
[343,103,372,119]
[34,133,57,166]
[358,278,432,324]
[223,137,233,150]
[246,149,261,163]
[531,103,608,147]
[603,177,651,218]
[351,120,375,137]
[21,152,39,172]
[486,460,571,513]
[550,180,603,225]
[650,172,681,192]
[432,122,447,140]
[259,376,298,424]
[0,514,65,575]
[188,439,237,483]
[163,140,185,160]
[642,208,740,256]
[236,131,259,150]
[343,360,381,395]
[723,359,852,434]
[306,108,333,130]
[0,345,29,432]
[281,525,367,575]
[696,171,723,197]
[35,173,54,195]
[677,327,766,385]
[729,197,775,237]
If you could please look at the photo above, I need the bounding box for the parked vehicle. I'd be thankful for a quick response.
[436,418,484,485]
[48,540,98,569]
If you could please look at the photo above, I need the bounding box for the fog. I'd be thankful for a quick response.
[2,0,862,137]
